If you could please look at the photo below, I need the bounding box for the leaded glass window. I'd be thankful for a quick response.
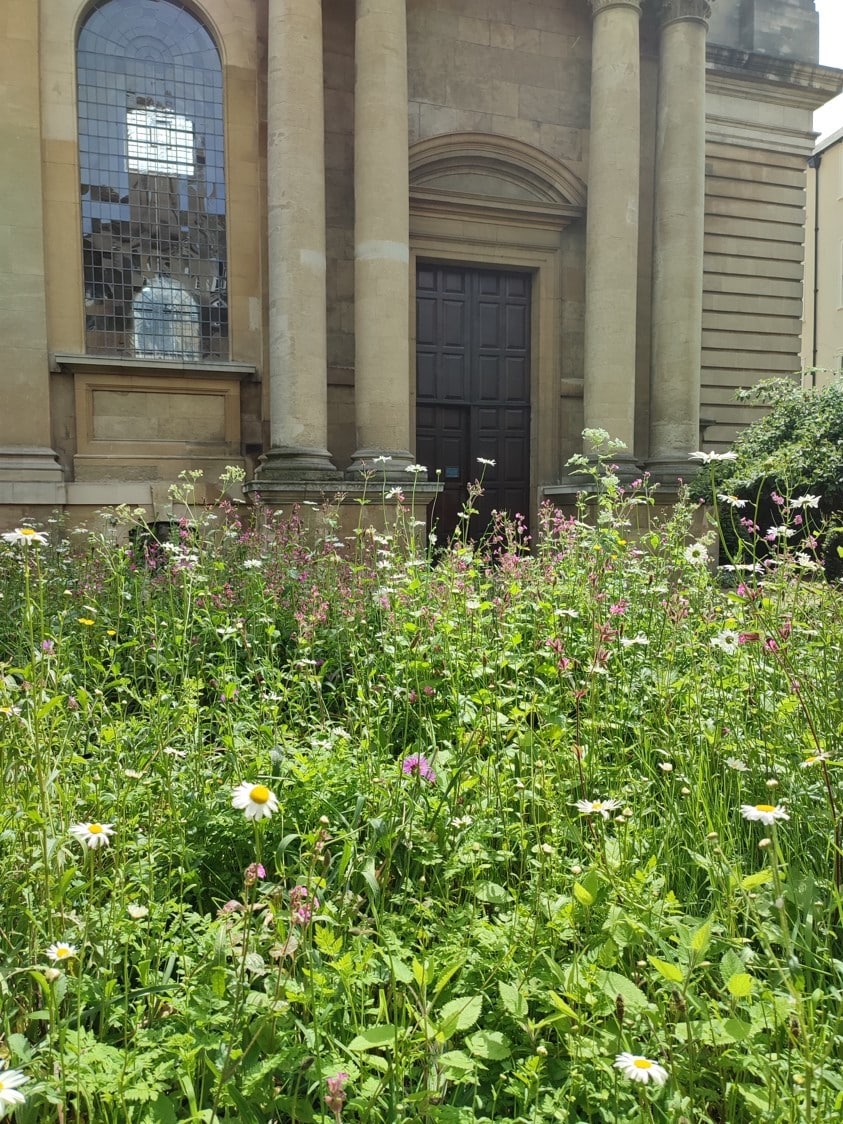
[77,0,227,360]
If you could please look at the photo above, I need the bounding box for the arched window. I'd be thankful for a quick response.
[77,0,227,360]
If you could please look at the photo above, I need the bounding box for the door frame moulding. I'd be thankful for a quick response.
[409,133,586,530]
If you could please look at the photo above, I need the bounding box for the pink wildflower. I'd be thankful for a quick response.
[244,862,266,887]
[402,753,436,783]
[290,885,319,925]
[325,1072,349,1119]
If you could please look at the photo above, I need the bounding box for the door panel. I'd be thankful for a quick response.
[416,265,531,544]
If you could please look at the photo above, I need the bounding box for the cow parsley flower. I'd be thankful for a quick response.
[231,782,279,820]
[614,1053,668,1086]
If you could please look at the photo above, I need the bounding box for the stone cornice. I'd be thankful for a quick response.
[706,45,843,110]
[589,0,642,18]
[659,0,711,28]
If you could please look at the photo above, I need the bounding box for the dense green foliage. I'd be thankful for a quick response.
[1,465,842,1123]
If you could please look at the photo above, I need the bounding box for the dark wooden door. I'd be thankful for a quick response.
[416,265,531,544]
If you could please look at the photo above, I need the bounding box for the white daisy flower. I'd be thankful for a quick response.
[790,494,821,509]
[231,781,279,821]
[711,629,740,655]
[717,493,747,509]
[614,1053,668,1086]
[725,756,749,772]
[0,1065,28,1113]
[46,942,78,963]
[2,527,48,546]
[689,450,738,463]
[405,464,428,475]
[69,822,115,849]
[684,542,708,565]
[800,753,829,768]
[575,798,621,820]
[740,803,789,825]
[242,558,263,569]
[477,457,496,467]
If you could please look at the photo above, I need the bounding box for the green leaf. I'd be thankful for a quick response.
[498,980,529,1020]
[726,972,754,998]
[596,970,649,1012]
[690,918,713,956]
[437,994,483,1039]
[573,882,595,907]
[348,1025,401,1051]
[439,1050,476,1078]
[648,956,684,983]
[741,869,773,891]
[475,881,510,905]
[466,1030,511,1060]
[724,1017,755,1041]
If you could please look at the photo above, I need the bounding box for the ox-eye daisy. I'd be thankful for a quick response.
[232,782,278,820]
[740,803,789,826]
[0,1065,28,1113]
[2,527,47,546]
[575,798,621,819]
[69,822,114,849]
[46,942,78,963]
[614,1053,668,1086]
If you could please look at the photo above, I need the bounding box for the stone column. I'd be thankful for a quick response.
[257,0,336,481]
[349,0,413,475]
[582,0,642,464]
[649,0,711,479]
[0,0,65,505]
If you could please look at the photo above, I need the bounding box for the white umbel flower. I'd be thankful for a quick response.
[614,1053,668,1086]
[575,798,621,820]
[740,803,789,826]
[0,1065,28,1113]
[69,822,115,849]
[231,781,278,821]
[46,942,78,963]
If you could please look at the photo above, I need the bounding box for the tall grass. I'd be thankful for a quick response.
[0,456,841,1123]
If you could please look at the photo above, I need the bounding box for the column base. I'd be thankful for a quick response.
[346,447,416,478]
[644,455,701,488]
[0,447,67,505]
[250,446,339,483]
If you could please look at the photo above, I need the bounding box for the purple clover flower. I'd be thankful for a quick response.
[402,753,436,784]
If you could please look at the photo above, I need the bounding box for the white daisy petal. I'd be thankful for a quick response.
[739,803,789,826]
[231,781,279,821]
[69,822,115,849]
[614,1052,668,1086]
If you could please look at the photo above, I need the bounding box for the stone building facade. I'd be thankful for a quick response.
[802,123,843,386]
[0,0,840,535]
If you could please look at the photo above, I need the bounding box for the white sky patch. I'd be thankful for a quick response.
[815,0,843,141]
[127,108,194,176]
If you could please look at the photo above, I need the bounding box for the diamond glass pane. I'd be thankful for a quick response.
[77,0,227,359]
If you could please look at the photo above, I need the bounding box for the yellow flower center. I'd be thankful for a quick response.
[250,785,270,805]
[56,946,71,959]
[88,823,103,834]
[633,1059,653,1070]
[592,802,603,811]
[20,528,38,536]
[78,618,95,626]
[756,804,776,813]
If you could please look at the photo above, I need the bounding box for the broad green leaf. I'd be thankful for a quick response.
[691,918,713,956]
[573,882,595,907]
[498,980,529,1020]
[741,869,773,891]
[475,881,510,905]
[438,995,483,1040]
[726,972,754,998]
[596,970,649,1012]
[466,1030,511,1060]
[648,956,684,983]
[724,1017,754,1041]
[348,1025,401,1051]
[439,1049,476,1078]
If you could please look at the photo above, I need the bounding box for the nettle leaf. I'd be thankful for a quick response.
[466,1030,511,1060]
[596,970,649,1011]
[726,972,754,998]
[648,956,684,984]
[690,918,713,956]
[498,980,529,1020]
[437,994,483,1039]
[439,1050,477,1079]
[348,1025,401,1051]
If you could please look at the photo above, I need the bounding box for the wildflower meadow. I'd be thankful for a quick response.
[1,445,842,1123]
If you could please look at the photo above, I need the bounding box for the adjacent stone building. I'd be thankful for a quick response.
[802,123,843,386]
[1,0,840,536]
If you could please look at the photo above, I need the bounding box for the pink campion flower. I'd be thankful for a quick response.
[290,885,319,925]
[609,599,629,616]
[402,753,436,783]
[771,491,785,506]
[764,637,779,653]
[244,862,266,887]
[325,1072,349,1120]
[738,632,760,645]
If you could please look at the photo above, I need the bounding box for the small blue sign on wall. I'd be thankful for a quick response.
[445,466,460,480]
